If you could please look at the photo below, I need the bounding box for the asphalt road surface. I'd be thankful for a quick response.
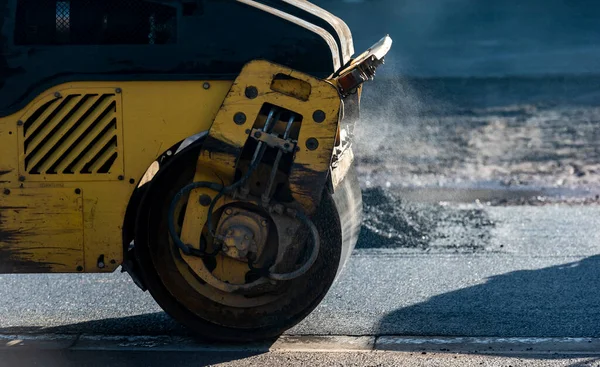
[1,196,600,366]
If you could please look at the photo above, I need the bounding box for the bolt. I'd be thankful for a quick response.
[261,220,268,227]
[3,189,10,195]
[75,188,81,195]
[313,110,326,123]
[225,208,233,215]
[118,175,124,181]
[203,82,211,90]
[245,86,258,99]
[54,92,62,98]
[17,120,23,127]
[115,88,122,94]
[199,194,211,207]
[254,131,262,139]
[306,138,319,151]
[233,112,246,125]
[18,176,25,182]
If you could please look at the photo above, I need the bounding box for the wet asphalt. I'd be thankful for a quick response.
[1,197,599,339]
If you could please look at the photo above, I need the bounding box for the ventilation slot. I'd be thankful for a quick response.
[23,93,120,176]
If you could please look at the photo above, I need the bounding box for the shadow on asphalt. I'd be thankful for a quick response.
[0,350,264,367]
[378,255,600,358]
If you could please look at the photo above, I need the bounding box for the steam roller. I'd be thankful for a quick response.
[0,0,391,341]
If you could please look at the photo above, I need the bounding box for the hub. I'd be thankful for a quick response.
[216,207,270,261]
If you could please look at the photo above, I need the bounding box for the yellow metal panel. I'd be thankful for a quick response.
[0,80,232,273]
[0,188,84,273]
[17,89,123,181]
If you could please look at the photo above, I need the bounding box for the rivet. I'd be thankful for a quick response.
[97,261,105,269]
[306,138,319,151]
[245,129,251,134]
[3,188,10,195]
[75,188,81,195]
[253,131,262,139]
[203,82,211,90]
[199,194,212,207]
[245,86,258,99]
[129,178,135,184]
[233,112,246,125]
[118,175,124,181]
[313,110,326,123]
[18,176,25,182]
[115,88,122,94]
[54,92,62,98]
[17,120,23,127]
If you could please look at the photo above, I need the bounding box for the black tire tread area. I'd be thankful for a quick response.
[133,143,345,342]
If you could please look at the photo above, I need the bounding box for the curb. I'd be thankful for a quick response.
[1,334,600,355]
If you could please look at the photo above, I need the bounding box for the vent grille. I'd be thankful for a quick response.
[22,93,120,176]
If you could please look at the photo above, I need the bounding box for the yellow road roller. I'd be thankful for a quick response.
[0,0,391,341]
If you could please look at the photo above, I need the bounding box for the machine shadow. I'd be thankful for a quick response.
[0,314,273,367]
[377,255,600,357]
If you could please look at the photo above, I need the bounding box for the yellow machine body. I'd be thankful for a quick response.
[0,78,232,273]
[0,60,346,274]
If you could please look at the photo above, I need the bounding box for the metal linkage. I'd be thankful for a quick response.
[261,114,296,206]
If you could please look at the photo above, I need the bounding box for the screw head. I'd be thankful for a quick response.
[17,120,23,127]
[306,138,319,151]
[18,176,25,182]
[129,178,135,184]
[253,131,262,139]
[245,86,258,99]
[313,110,326,123]
[166,150,173,156]
[75,188,81,195]
[118,175,124,181]
[203,82,211,90]
[233,112,247,125]
[54,92,62,98]
[115,88,122,94]
[97,261,105,269]
[3,188,10,195]
[199,194,212,207]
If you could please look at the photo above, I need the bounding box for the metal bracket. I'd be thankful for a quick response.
[250,128,296,153]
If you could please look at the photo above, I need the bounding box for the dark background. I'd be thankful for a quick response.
[315,0,600,77]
